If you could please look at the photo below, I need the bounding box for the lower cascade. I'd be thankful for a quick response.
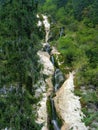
[52,120,60,130]
[50,98,60,130]
[36,14,88,130]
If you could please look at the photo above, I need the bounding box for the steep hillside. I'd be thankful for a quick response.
[38,0,98,129]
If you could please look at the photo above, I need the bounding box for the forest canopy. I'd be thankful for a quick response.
[0,0,41,129]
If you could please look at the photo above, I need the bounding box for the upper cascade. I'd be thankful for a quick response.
[37,14,50,43]
[42,15,50,43]
[37,14,54,75]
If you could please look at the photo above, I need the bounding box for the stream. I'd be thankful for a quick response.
[37,14,88,130]
[42,16,62,130]
[50,98,60,130]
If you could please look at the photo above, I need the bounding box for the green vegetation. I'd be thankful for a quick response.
[0,88,41,129]
[46,97,63,130]
[0,0,41,129]
[0,0,98,129]
[46,98,54,130]
[39,0,98,128]
[39,0,98,87]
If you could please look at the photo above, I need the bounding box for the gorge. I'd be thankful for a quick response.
[0,1,98,130]
[35,14,88,130]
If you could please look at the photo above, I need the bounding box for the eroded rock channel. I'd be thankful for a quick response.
[35,14,88,130]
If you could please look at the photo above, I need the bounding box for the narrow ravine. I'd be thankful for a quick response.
[36,14,88,130]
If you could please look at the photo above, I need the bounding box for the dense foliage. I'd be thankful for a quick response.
[0,0,98,129]
[38,0,98,129]
[39,0,98,87]
[0,0,41,129]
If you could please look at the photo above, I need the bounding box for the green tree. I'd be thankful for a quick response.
[0,0,41,129]
[0,87,41,130]
[0,0,41,87]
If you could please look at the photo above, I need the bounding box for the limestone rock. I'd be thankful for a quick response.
[61,124,70,130]
[45,77,53,96]
[54,72,88,130]
[38,51,54,76]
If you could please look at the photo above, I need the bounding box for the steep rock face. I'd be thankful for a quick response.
[45,77,53,96]
[35,77,53,130]
[35,14,53,130]
[38,51,54,76]
[36,93,47,121]
[36,50,54,130]
[54,72,88,130]
[34,78,48,128]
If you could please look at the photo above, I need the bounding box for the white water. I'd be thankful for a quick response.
[52,120,60,130]
[42,15,50,43]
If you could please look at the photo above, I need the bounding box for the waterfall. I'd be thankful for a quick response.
[42,15,50,43]
[38,15,62,130]
[36,14,88,130]
[50,55,55,65]
[52,120,60,130]
[43,43,51,54]
[43,15,64,130]
[50,98,56,120]
[50,98,60,130]
[54,69,65,92]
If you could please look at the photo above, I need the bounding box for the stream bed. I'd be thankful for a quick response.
[36,14,88,130]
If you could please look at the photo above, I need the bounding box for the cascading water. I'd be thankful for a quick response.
[50,97,60,130]
[42,15,61,130]
[50,55,55,65]
[42,15,50,43]
[54,69,65,92]
[52,120,60,130]
[43,43,51,54]
[37,14,88,130]
[50,98,56,120]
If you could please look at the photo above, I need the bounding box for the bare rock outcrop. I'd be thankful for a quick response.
[54,72,88,130]
[37,51,54,76]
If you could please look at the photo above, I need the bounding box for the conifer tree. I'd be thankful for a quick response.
[0,0,41,129]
